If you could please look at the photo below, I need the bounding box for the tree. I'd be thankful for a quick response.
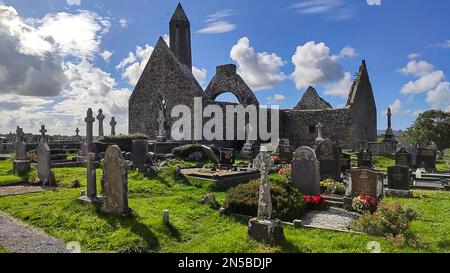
[403,110,450,150]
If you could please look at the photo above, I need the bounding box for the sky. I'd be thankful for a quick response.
[0,0,449,136]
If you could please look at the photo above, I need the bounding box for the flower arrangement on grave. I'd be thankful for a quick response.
[352,194,378,214]
[303,195,327,210]
[320,178,347,195]
[278,165,291,181]
[272,155,281,164]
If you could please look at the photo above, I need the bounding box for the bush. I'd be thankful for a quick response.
[320,178,347,195]
[97,134,148,152]
[352,202,420,248]
[278,165,291,182]
[223,177,306,222]
[352,194,378,214]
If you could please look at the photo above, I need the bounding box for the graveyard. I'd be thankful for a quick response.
[0,1,450,256]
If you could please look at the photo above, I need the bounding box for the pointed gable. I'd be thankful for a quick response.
[295,86,332,111]
[170,3,190,23]
[347,60,371,106]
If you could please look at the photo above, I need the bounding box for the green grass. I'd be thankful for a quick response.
[0,159,26,185]
[0,158,449,253]
[0,245,6,253]
[372,154,395,171]
[436,161,449,172]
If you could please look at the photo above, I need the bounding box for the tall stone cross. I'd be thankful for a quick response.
[39,125,47,143]
[97,109,105,137]
[15,126,24,143]
[316,122,324,142]
[110,117,117,136]
[254,151,274,220]
[85,108,95,153]
[75,127,80,136]
[387,107,392,129]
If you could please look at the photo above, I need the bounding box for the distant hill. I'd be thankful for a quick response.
[377,130,403,136]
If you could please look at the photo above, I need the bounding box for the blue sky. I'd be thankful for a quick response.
[0,0,449,135]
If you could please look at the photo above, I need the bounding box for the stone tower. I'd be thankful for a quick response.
[170,3,192,71]
[347,60,377,143]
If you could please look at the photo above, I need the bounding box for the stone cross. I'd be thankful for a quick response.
[254,151,274,220]
[75,127,80,137]
[316,122,324,142]
[110,117,117,136]
[387,107,392,129]
[97,109,105,137]
[86,152,97,199]
[15,126,24,143]
[39,125,47,143]
[85,108,95,152]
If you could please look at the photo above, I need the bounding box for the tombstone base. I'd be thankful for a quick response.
[77,195,103,205]
[385,189,413,198]
[343,196,354,211]
[13,160,31,176]
[248,218,284,245]
[101,205,131,217]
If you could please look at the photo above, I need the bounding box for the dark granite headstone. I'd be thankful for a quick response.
[387,166,410,190]
[357,149,372,169]
[340,153,351,173]
[132,139,149,171]
[315,139,341,180]
[219,148,234,168]
[417,148,436,172]
[291,146,320,195]
[278,144,293,164]
[395,148,412,168]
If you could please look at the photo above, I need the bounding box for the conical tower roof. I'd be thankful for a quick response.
[170,3,190,22]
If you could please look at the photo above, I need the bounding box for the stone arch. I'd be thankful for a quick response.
[205,64,259,107]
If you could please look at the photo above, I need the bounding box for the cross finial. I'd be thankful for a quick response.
[75,127,80,136]
[85,108,95,123]
[39,125,47,142]
[97,109,105,121]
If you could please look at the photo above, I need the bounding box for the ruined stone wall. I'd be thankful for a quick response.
[280,107,354,149]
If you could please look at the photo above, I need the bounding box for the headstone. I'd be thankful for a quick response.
[84,108,95,152]
[86,152,97,199]
[132,139,149,171]
[386,165,412,198]
[349,169,383,198]
[102,145,130,216]
[163,210,170,224]
[13,126,31,175]
[109,117,117,136]
[340,153,351,173]
[36,142,55,186]
[395,148,412,168]
[219,148,234,168]
[315,139,341,180]
[248,151,284,245]
[97,109,105,137]
[417,148,437,172]
[277,140,294,164]
[156,109,167,142]
[357,149,372,169]
[315,122,324,144]
[39,125,47,143]
[291,146,320,195]
[406,146,419,168]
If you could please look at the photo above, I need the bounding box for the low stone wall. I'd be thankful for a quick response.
[368,142,397,155]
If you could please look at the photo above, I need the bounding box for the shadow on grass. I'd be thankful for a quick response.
[164,222,182,242]
[94,205,160,252]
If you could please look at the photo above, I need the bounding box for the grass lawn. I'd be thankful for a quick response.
[372,154,395,171]
[0,245,5,253]
[0,159,449,253]
[0,159,27,185]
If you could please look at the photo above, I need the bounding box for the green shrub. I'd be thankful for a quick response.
[223,177,306,222]
[97,134,148,152]
[320,178,347,195]
[352,202,420,248]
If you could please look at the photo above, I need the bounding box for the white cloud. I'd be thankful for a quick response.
[408,53,420,60]
[192,66,208,87]
[324,71,352,98]
[427,82,450,109]
[338,46,357,58]
[205,9,236,22]
[101,50,113,62]
[291,41,346,89]
[66,0,81,5]
[436,40,450,48]
[401,71,444,94]
[230,37,286,91]
[387,99,422,116]
[119,18,128,28]
[266,94,286,104]
[291,0,353,20]
[197,21,236,34]
[398,60,435,77]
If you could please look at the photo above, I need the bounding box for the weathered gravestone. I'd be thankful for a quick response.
[248,151,284,245]
[278,140,294,164]
[219,148,234,169]
[348,169,383,198]
[132,139,149,171]
[36,142,55,186]
[395,148,412,168]
[315,139,341,181]
[357,149,372,169]
[340,153,351,173]
[97,109,105,137]
[291,146,320,195]
[109,117,117,136]
[102,145,130,216]
[406,146,419,169]
[417,148,437,172]
[386,166,412,198]
[13,126,31,175]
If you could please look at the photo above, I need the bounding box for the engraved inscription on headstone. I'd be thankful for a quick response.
[315,139,341,180]
[387,166,410,191]
[291,146,320,195]
[350,169,380,198]
[395,148,411,168]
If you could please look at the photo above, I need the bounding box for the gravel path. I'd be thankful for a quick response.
[0,211,68,253]
[0,184,52,197]
[301,208,359,231]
